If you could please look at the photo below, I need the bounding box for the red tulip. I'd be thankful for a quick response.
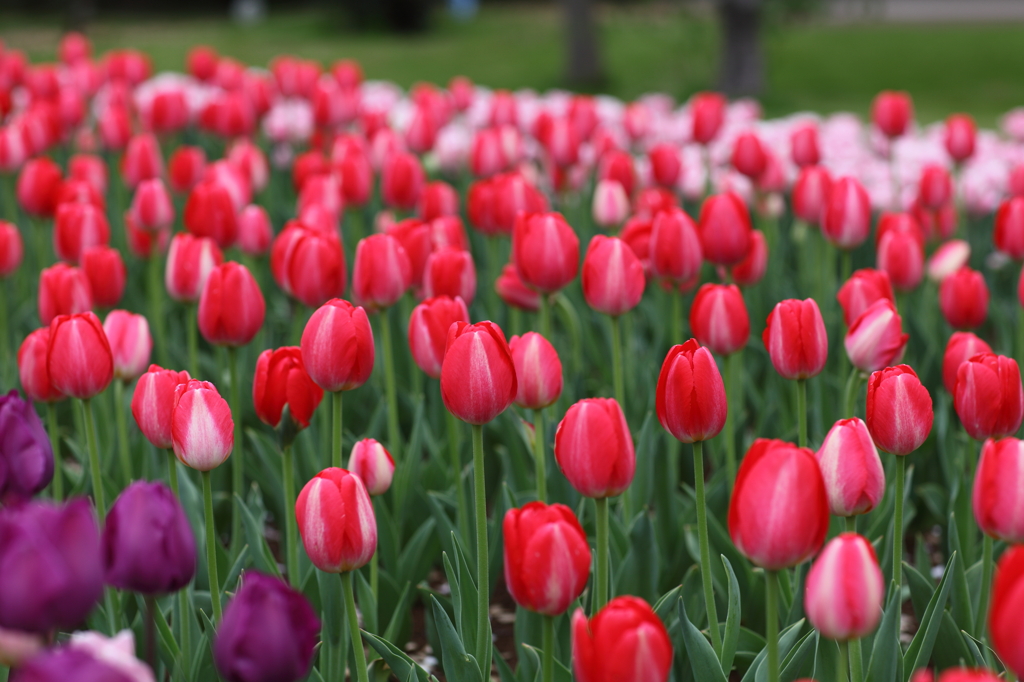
[872,91,913,138]
[64,158,104,195]
[656,339,728,443]
[995,197,1024,260]
[790,124,820,168]
[648,143,681,188]
[102,310,151,382]
[300,299,375,393]
[634,187,677,220]
[52,202,109,265]
[348,439,395,496]
[571,596,672,682]
[1011,163,1024,198]
[17,328,64,403]
[121,133,163,190]
[295,467,376,573]
[939,266,989,330]
[822,177,871,250]
[253,347,324,431]
[503,502,591,616]
[944,114,976,163]
[38,263,92,325]
[440,321,517,425]
[691,92,726,145]
[384,219,430,288]
[46,312,113,400]
[131,365,191,450]
[509,332,562,411]
[54,178,104,211]
[927,239,971,284]
[469,127,507,178]
[728,438,829,570]
[973,437,1024,542]
[496,172,550,235]
[130,178,174,232]
[381,152,424,211]
[762,298,828,380]
[955,353,1024,441]
[582,235,645,317]
[184,180,238,249]
[837,269,894,328]
[423,247,477,305]
[650,208,703,284]
[804,533,884,640]
[428,215,469,253]
[792,165,832,226]
[512,212,579,294]
[591,180,630,229]
[942,332,992,395]
[495,263,540,312]
[698,192,751,266]
[198,262,265,348]
[730,229,768,286]
[844,299,908,374]
[918,164,952,210]
[16,157,62,218]
[169,146,207,194]
[0,221,24,278]
[866,365,933,455]
[171,379,233,471]
[554,398,634,498]
[236,205,273,257]
[165,233,224,304]
[80,244,126,310]
[351,234,412,310]
[689,283,749,355]
[731,132,767,179]
[990,546,1024,678]
[815,418,885,517]
[270,222,346,309]
[125,214,169,260]
[407,296,469,379]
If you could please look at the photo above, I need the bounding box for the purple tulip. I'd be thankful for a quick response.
[12,647,135,682]
[0,499,104,633]
[103,481,196,594]
[0,390,54,504]
[213,572,321,682]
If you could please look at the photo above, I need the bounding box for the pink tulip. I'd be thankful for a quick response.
[815,418,885,517]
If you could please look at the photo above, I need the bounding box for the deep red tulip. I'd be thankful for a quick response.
[46,312,113,400]
[270,222,346,308]
[939,266,989,330]
[728,438,829,570]
[816,418,885,517]
[944,114,976,163]
[554,398,634,498]
[512,212,580,294]
[762,298,828,380]
[171,379,233,471]
[440,321,517,425]
[731,132,767,178]
[656,339,728,443]
[648,143,681,188]
[995,197,1024,260]
[872,91,913,138]
[198,262,265,347]
[582,235,645,317]
[866,364,933,455]
[844,299,908,373]
[804,533,884,640]
[295,467,376,572]
[253,347,324,431]
[18,328,64,403]
[495,263,541,312]
[822,177,871,249]
[837,269,894,328]
[165,233,224,304]
[792,165,832,226]
[103,310,151,382]
[53,202,110,265]
[509,332,562,411]
[352,234,412,310]
[132,365,191,450]
[407,296,469,379]
[571,596,672,682]
[942,332,992,395]
[790,123,820,168]
[423,247,476,305]
[955,353,1024,441]
[698,192,751,266]
[300,299,375,393]
[691,92,726,145]
[650,207,703,284]
[38,263,92,325]
[16,157,62,218]
[730,229,768,286]
[690,283,749,356]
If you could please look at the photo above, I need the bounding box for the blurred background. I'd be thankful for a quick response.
[1,0,1023,126]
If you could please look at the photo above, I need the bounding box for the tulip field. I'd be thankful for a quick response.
[5,30,1024,682]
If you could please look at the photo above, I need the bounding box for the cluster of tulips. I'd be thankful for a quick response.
[5,29,1024,682]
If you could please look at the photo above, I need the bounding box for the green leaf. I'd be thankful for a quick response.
[721,555,742,675]
[492,645,517,682]
[397,517,438,588]
[362,630,434,682]
[741,620,807,682]
[677,597,728,682]
[233,493,281,578]
[355,568,379,635]
[866,584,902,682]
[813,634,839,682]
[521,645,573,682]
[383,581,414,644]
[615,511,659,603]
[947,513,975,632]
[903,552,957,681]
[779,630,817,682]
[221,544,250,593]
[430,595,483,682]
[931,611,975,671]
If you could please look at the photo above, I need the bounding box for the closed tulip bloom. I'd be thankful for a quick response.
[54,202,110,264]
[441,321,517,424]
[198,262,265,347]
[877,228,924,292]
[103,311,152,381]
[171,379,233,472]
[386,218,431,288]
[81,245,127,309]
[974,437,1024,542]
[872,91,913,138]
[936,671,1002,682]
[942,332,992,395]
[945,114,976,163]
[236,205,272,257]
[165,233,224,304]
[270,223,346,308]
[955,353,1024,441]
[120,134,163,190]
[300,299,375,393]
[0,499,103,633]
[295,467,376,572]
[418,181,459,222]
[689,283,750,356]
[184,180,238,249]
[131,365,191,450]
[429,215,469,252]
[348,439,395,496]
[0,221,23,278]
[648,143,681,188]
[731,132,767,178]
[423,247,477,305]
[792,165,832,226]
[18,329,64,403]
[845,299,908,373]
[804,533,884,640]
[352,234,412,310]
[495,263,541,312]
[927,240,971,284]
[731,229,768,286]
[582,235,645,316]
[512,212,580,293]
[130,179,174,232]
[509,332,563,410]
[213,572,321,682]
[822,177,872,249]
[381,151,424,211]
[571,596,673,682]
[866,365,934,455]
[918,165,952,210]
[47,312,113,400]
[729,438,829,570]
[38,263,92,325]
[816,418,885,516]
[503,502,591,616]
[698,192,752,266]
[407,296,469,379]
[691,92,726,145]
[0,390,54,503]
[990,546,1024,678]
[656,338,728,444]
[169,146,207,194]
[17,157,62,218]
[763,298,828,380]
[253,347,324,431]
[103,481,196,594]
[995,197,1024,260]
[837,269,894,328]
[650,207,704,283]
[592,179,630,228]
[939,267,989,330]
[13,643,142,682]
[790,124,821,167]
[555,398,634,498]
[125,215,170,261]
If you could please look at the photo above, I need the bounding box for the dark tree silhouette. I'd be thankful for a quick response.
[561,0,607,88]
[717,0,765,97]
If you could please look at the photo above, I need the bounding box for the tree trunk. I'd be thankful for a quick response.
[717,0,765,97]
[562,0,606,88]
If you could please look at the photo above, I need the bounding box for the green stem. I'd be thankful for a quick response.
[380,310,402,459]
[104,588,118,634]
[838,639,850,682]
[539,292,552,340]
[114,380,132,486]
[671,289,683,345]
[341,571,370,682]
[976,534,994,639]
[82,398,106,521]
[228,346,243,552]
[148,253,168,367]
[332,391,343,469]
[471,424,491,677]
[724,352,739,489]
[202,470,223,622]
[849,638,864,682]
[610,315,625,407]
[843,368,863,419]
[370,550,379,607]
[186,305,198,378]
[47,402,62,502]
[844,515,856,534]
[533,409,547,502]
[167,450,179,498]
[796,379,808,448]
[694,441,723,657]
[840,250,852,288]
[447,409,468,539]
[765,570,780,682]
[542,615,555,682]
[893,456,906,596]
[593,496,610,614]
[283,443,299,588]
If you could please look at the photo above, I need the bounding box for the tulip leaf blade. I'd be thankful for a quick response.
[743,619,806,682]
[720,555,742,674]
[677,597,728,682]
[233,493,282,578]
[430,595,484,682]
[902,552,957,681]
[221,544,250,593]
[383,580,415,644]
[362,629,436,682]
[865,582,902,682]
[521,644,573,682]
[778,629,817,681]
[946,512,975,632]
[355,567,379,634]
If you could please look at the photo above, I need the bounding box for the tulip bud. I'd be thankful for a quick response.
[17,157,62,218]
[918,165,952,210]
[555,398,634,499]
[103,481,196,594]
[38,263,92,325]
[837,269,894,328]
[728,438,829,570]
[791,165,832,226]
[995,197,1024,259]
[130,179,174,232]
[54,202,110,265]
[592,179,630,228]
[866,364,933,455]
[503,502,591,616]
[165,233,224,304]
[581,235,645,317]
[0,390,54,503]
[213,572,320,682]
[650,208,703,284]
[815,418,885,517]
[762,298,828,380]
[656,338,728,444]
[804,533,884,640]
[698,192,752,266]
[730,229,768,286]
[103,311,152,382]
[689,283,750,356]
[872,90,913,138]
[18,328,64,403]
[790,124,820,168]
[171,380,233,472]
[295,468,376,572]
[844,299,908,374]
[598,150,636,197]
[121,133,163,190]
[990,546,1024,678]
[691,92,726,145]
[351,234,412,310]
[81,245,127,310]
[877,228,924,292]
[385,218,431,288]
[495,263,540,312]
[235,204,272,257]
[184,180,238,249]
[381,151,424,211]
[253,347,324,431]
[300,299,375,393]
[939,266,989,330]
[14,642,148,682]
[441,321,517,425]
[423,247,477,305]
[822,177,871,250]
[509,332,563,411]
[131,365,191,450]
[0,221,23,278]
[198,262,265,348]
[942,332,992,395]
[512,212,580,294]
[169,146,207,194]
[955,353,1024,441]
[731,132,767,178]
[418,181,459,222]
[0,499,104,633]
[571,596,673,682]
[972,437,1024,542]
[945,114,976,163]
[348,439,395,496]
[927,240,970,284]
[270,222,346,308]
[46,312,113,400]
[407,296,469,379]
[648,143,681,188]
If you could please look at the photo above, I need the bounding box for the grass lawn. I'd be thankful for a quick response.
[2,3,1024,125]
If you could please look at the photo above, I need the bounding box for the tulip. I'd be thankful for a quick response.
[973,437,1024,543]
[650,207,703,284]
[53,201,110,264]
[592,179,630,228]
[213,572,320,682]
[939,266,989,330]
[509,332,562,412]
[131,365,191,451]
[17,157,62,218]
[822,177,871,250]
[844,299,908,374]
[732,132,767,178]
[872,91,913,138]
[698,192,751,266]
[18,328,64,404]
[571,596,673,682]
[253,347,324,433]
[171,379,233,473]
[103,311,151,382]
[385,218,431,288]
[763,297,828,389]
[995,197,1024,259]
[351,234,412,311]
[836,268,894,328]
[503,502,591,615]
[689,283,749,356]
[731,229,768,286]
[554,396,634,501]
[0,220,23,278]
[423,247,477,305]
[121,134,163,190]
[0,499,104,633]
[235,204,272,256]
[990,545,1024,678]
[38,263,92,325]
[381,151,424,210]
[918,164,952,210]
[648,143,681,188]
[790,124,820,167]
[691,91,726,145]
[943,332,992,395]
[169,146,207,194]
[0,390,54,504]
[62,630,155,682]
[495,262,541,311]
[815,418,885,517]
[14,644,148,682]
[300,299,375,394]
[792,165,832,226]
[103,481,196,594]
[184,180,238,249]
[417,181,458,221]
[165,233,224,304]
[46,311,113,401]
[927,240,970,284]
[441,321,517,425]
[198,262,265,347]
[81,245,127,309]
[348,439,395,497]
[512,211,580,296]
[955,353,1024,441]
[407,296,469,379]
[656,339,727,444]
[295,467,376,573]
[581,235,645,317]
[125,214,169,261]
[130,179,174,232]
[270,222,346,309]
[945,113,976,163]
[804,533,884,641]
[877,227,924,292]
